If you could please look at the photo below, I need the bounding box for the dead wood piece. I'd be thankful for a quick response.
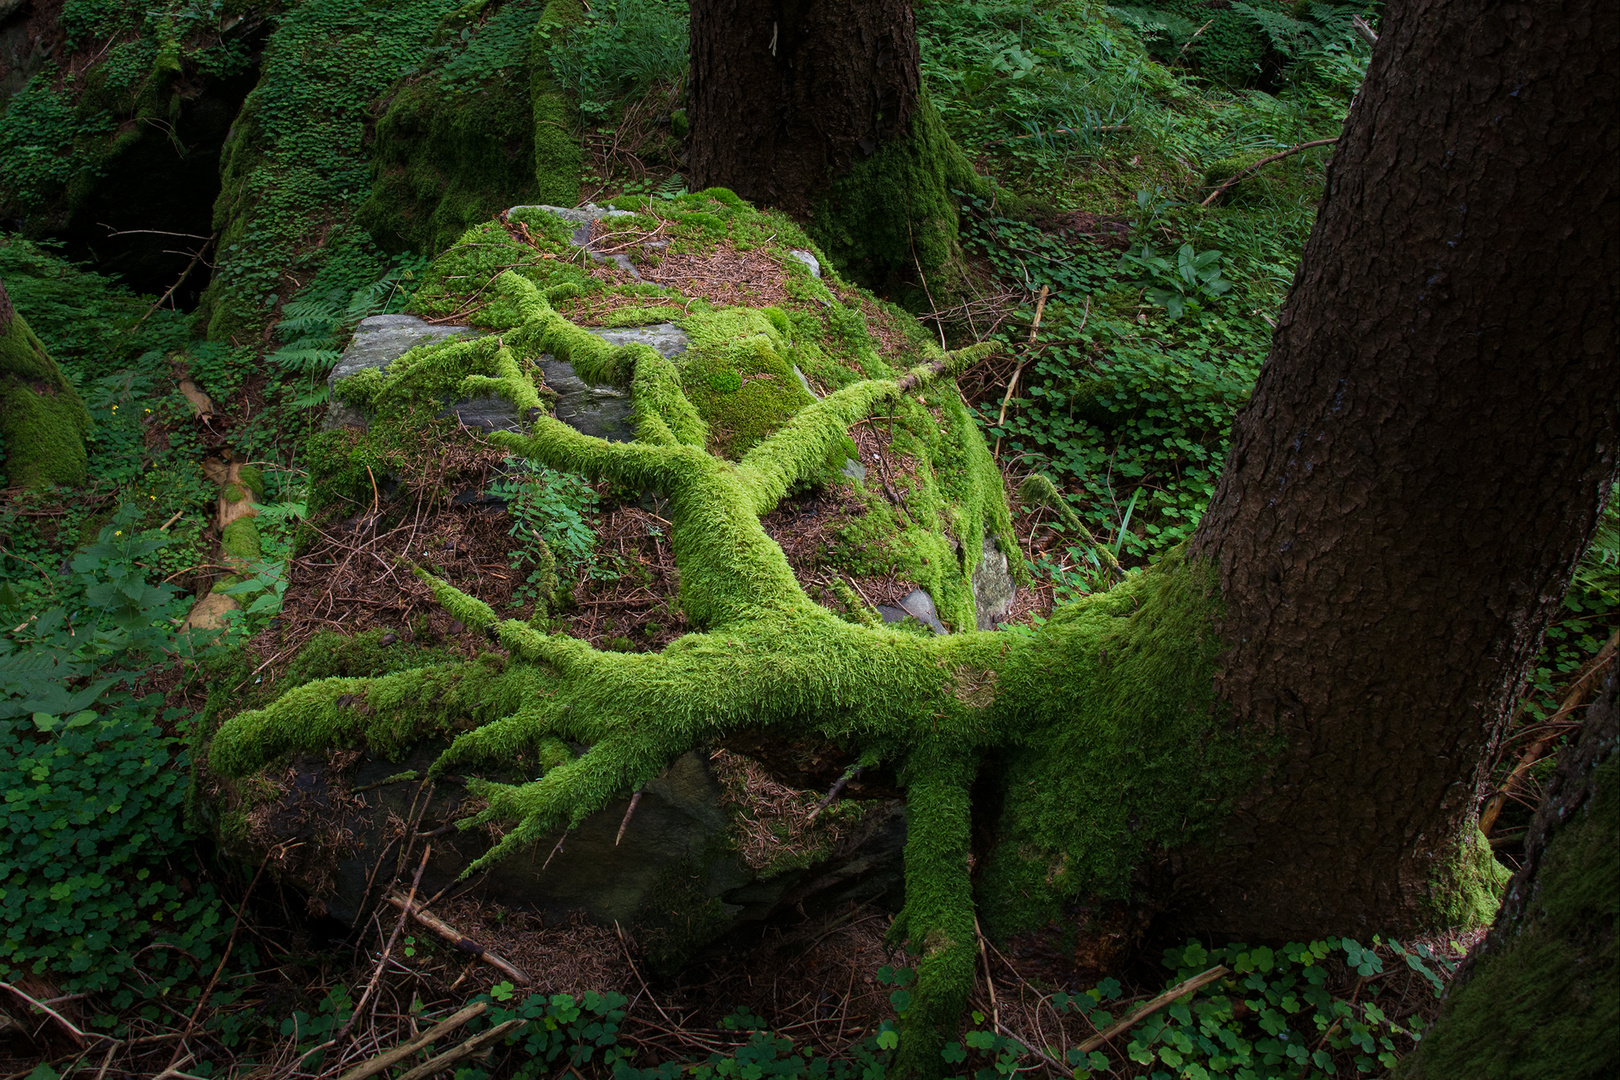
[996,285,1052,428]
[616,790,643,845]
[391,1018,524,1080]
[1076,965,1229,1053]
[1481,627,1620,835]
[336,1001,489,1080]
[0,982,117,1045]
[805,765,861,824]
[385,893,532,986]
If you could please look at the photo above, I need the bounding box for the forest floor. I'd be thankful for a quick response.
[2,1,1615,1076]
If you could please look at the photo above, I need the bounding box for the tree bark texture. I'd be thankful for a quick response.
[687,0,920,217]
[1184,0,1619,937]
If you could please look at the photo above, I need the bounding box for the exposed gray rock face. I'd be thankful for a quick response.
[510,203,641,275]
[595,322,688,360]
[234,746,905,972]
[788,249,821,277]
[508,202,636,248]
[973,535,1018,629]
[325,313,676,444]
[324,315,482,430]
[877,588,948,635]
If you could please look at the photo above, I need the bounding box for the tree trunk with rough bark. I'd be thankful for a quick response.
[687,0,920,216]
[687,0,986,299]
[1180,0,1619,938]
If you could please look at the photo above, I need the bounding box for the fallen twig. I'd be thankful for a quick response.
[392,1019,524,1080]
[1201,140,1338,207]
[385,893,532,986]
[337,845,432,1048]
[996,286,1054,428]
[1481,627,1619,835]
[0,982,116,1045]
[1076,965,1229,1052]
[336,1001,489,1080]
[616,790,643,845]
[616,920,674,1023]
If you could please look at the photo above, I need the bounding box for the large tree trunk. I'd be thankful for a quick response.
[1182,0,1619,938]
[687,0,985,299]
[687,0,920,216]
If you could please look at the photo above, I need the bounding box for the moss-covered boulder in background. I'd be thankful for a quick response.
[357,0,584,257]
[0,278,90,488]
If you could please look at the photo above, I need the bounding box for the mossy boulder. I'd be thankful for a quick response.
[0,278,90,488]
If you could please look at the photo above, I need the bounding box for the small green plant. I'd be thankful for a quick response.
[0,507,229,998]
[269,262,424,405]
[489,457,600,608]
[1039,937,1452,1079]
[1118,241,1235,319]
[545,0,689,120]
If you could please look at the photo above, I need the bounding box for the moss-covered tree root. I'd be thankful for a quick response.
[208,271,1240,1076]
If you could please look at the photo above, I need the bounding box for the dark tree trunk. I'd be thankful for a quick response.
[1183,0,1619,938]
[687,0,920,217]
[1401,673,1618,1076]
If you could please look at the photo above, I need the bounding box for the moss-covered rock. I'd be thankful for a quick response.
[0,279,90,488]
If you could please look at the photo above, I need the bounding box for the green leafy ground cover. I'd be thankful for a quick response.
[0,0,1612,1075]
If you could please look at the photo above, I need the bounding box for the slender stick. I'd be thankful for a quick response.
[616,790,643,845]
[1201,139,1339,207]
[997,286,1052,428]
[806,766,861,824]
[335,844,432,1048]
[335,1001,489,1080]
[616,920,674,1023]
[158,852,273,1070]
[1076,965,1230,1053]
[391,1020,524,1080]
[385,894,531,985]
[0,983,115,1045]
[134,234,215,327]
[1481,627,1619,834]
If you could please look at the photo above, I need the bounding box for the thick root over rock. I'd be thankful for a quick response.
[208,269,1237,1076]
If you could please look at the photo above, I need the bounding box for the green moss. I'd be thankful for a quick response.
[530,0,585,204]
[677,307,814,459]
[810,89,993,307]
[0,295,91,488]
[976,556,1262,938]
[358,0,580,257]
[1424,826,1512,930]
[221,517,262,560]
[222,482,246,504]
[1402,757,1618,1079]
[196,0,463,343]
[205,206,1048,1073]
[236,464,267,498]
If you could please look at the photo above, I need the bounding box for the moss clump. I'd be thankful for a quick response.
[677,307,814,459]
[220,517,262,561]
[529,0,585,204]
[236,464,268,498]
[1402,757,1618,1078]
[203,264,1264,1073]
[1424,826,1512,930]
[0,283,91,488]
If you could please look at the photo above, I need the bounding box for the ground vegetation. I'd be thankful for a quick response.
[0,0,1614,1077]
